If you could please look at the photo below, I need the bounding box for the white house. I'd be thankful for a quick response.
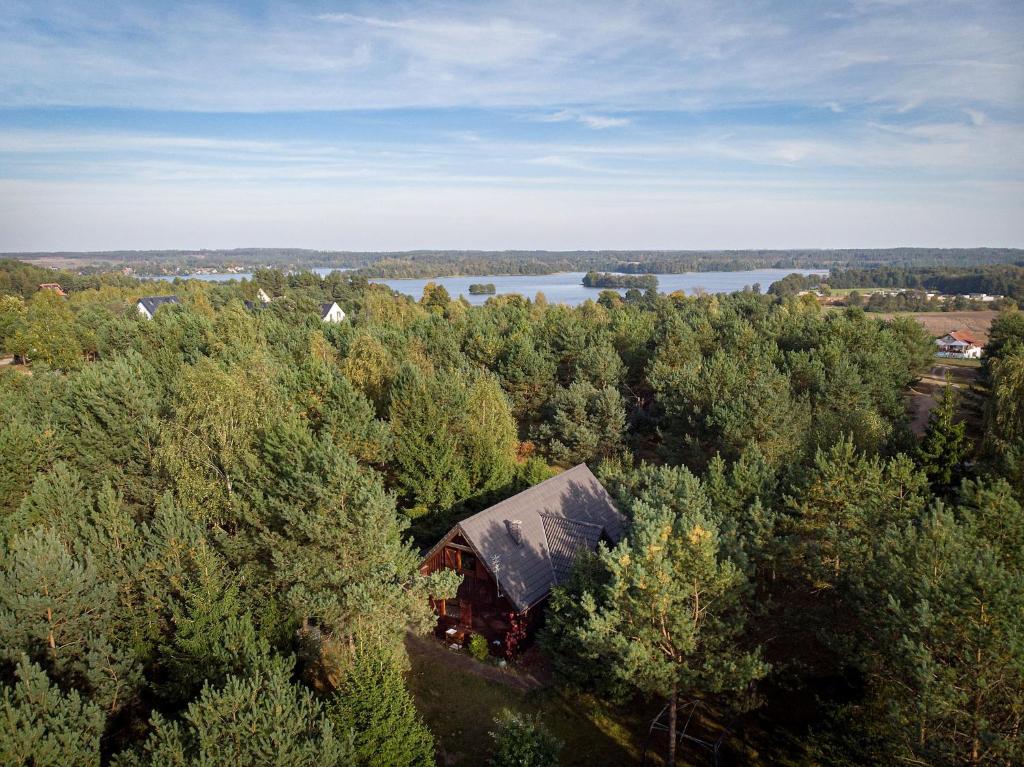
[935,331,983,359]
[319,302,346,323]
[256,288,272,304]
[136,295,180,320]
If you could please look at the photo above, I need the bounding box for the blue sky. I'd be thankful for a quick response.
[1,0,1022,251]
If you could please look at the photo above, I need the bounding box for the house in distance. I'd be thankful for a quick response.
[38,282,67,296]
[935,330,984,359]
[319,301,346,323]
[420,463,624,657]
[135,295,180,320]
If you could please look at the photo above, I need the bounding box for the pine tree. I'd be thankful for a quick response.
[0,527,141,715]
[539,380,626,467]
[855,504,1024,765]
[249,421,457,676]
[916,381,968,491]
[388,365,470,508]
[49,352,162,509]
[130,658,353,766]
[157,543,273,706]
[785,439,928,594]
[0,417,51,523]
[0,658,105,767]
[330,649,435,767]
[578,469,767,766]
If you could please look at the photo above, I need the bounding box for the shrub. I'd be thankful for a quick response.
[488,710,562,767]
[468,633,490,662]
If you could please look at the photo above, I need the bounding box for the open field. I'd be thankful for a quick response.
[874,310,998,343]
[827,286,885,295]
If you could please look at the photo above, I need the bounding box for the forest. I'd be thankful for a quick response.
[0,260,1022,766]
[5,247,1024,280]
[827,265,1024,303]
[582,272,659,290]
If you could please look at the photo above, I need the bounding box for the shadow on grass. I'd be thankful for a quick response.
[406,635,662,766]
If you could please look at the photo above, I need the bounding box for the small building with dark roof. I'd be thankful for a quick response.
[319,301,346,323]
[135,295,180,320]
[420,463,624,656]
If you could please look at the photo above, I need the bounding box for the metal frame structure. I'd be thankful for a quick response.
[640,699,739,767]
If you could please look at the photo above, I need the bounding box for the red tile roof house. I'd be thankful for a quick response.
[38,283,67,297]
[935,330,984,359]
[419,464,624,658]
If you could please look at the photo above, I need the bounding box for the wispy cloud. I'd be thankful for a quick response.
[0,1,1021,112]
[964,108,987,126]
[0,1,1021,249]
[536,110,632,129]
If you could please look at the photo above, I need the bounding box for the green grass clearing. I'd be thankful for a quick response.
[407,637,665,766]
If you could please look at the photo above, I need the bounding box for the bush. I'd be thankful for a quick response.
[468,633,490,662]
[488,710,562,767]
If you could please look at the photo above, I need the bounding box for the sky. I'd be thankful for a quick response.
[1,0,1023,252]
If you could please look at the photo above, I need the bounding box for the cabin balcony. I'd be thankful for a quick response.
[432,572,514,654]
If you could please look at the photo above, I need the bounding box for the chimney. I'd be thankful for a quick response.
[505,519,523,545]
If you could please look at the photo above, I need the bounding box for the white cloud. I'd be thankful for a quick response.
[0,1,1021,249]
[0,1,1020,112]
[536,110,631,129]
[964,108,987,126]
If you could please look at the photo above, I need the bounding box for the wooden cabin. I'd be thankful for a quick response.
[420,464,624,657]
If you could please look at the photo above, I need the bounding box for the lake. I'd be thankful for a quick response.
[173,268,827,307]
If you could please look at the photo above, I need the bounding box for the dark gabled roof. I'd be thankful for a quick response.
[137,295,180,315]
[452,464,624,612]
[541,514,606,583]
[320,302,337,319]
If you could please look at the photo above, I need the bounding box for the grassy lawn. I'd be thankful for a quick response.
[933,356,982,368]
[407,637,665,766]
[406,635,802,766]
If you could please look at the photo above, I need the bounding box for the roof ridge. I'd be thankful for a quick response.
[460,464,591,524]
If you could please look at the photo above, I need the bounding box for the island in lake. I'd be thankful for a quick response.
[582,271,658,290]
[468,283,496,294]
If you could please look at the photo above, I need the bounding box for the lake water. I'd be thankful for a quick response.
[171,268,827,307]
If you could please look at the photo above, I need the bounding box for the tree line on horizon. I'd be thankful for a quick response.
[3,247,1024,281]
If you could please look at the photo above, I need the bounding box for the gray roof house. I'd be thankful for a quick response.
[420,464,624,654]
[136,295,180,319]
[319,302,346,323]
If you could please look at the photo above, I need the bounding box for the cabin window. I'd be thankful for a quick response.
[444,600,460,620]
[460,552,477,575]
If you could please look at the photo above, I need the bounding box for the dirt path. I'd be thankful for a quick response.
[908,362,983,437]
[406,634,547,692]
